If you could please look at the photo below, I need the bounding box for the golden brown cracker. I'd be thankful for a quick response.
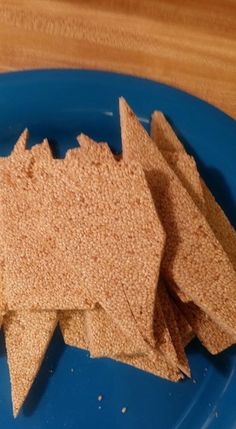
[120,98,236,338]
[151,111,236,352]
[4,310,57,417]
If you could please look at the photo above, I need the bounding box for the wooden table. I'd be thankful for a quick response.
[0,0,235,118]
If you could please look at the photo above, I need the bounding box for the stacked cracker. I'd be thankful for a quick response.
[0,99,235,417]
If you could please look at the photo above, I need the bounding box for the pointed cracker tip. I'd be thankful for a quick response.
[119,96,128,112]
[151,111,163,119]
[78,133,96,148]
[13,401,20,418]
[22,128,29,139]
[12,128,29,155]
[77,132,88,147]
[41,138,52,154]
[119,97,135,124]
[31,140,52,159]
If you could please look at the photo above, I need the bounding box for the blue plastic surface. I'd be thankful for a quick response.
[0,69,235,429]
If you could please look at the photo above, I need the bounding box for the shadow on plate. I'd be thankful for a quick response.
[23,326,66,417]
[187,338,236,378]
[0,331,6,357]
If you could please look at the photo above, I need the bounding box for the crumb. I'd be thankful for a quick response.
[49,369,54,374]
[71,368,74,373]
[98,406,101,410]
[121,407,127,414]
[98,394,103,402]
[215,411,218,418]
[192,379,197,384]
[208,403,212,407]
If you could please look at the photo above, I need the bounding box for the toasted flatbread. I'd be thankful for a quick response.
[120,98,236,338]
[2,136,166,356]
[4,310,57,417]
[76,136,186,368]
[59,310,87,350]
[0,133,58,416]
[151,111,236,352]
[61,306,181,381]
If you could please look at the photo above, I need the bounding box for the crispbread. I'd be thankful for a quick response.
[4,310,57,417]
[75,135,185,367]
[76,136,144,357]
[0,134,58,417]
[157,281,190,376]
[73,135,166,352]
[0,141,95,311]
[59,310,88,350]
[151,111,184,153]
[151,111,236,352]
[161,151,206,215]
[2,137,165,356]
[85,304,144,357]
[85,287,186,373]
[62,136,185,373]
[174,296,233,354]
[120,98,236,337]
[151,111,236,270]
[201,181,236,269]
[61,306,181,381]
[170,298,194,347]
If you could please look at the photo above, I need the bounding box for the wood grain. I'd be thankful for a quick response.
[0,0,235,117]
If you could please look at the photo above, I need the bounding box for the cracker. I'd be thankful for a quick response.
[174,296,233,354]
[85,304,143,357]
[72,135,166,352]
[61,307,181,381]
[157,281,190,376]
[63,140,135,356]
[170,298,194,347]
[2,138,165,355]
[62,137,187,375]
[76,136,184,365]
[151,111,236,270]
[4,310,57,417]
[151,111,184,153]
[59,310,87,350]
[120,98,236,337]
[151,111,236,352]
[0,134,58,416]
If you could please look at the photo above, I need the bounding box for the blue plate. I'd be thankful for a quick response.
[0,70,235,429]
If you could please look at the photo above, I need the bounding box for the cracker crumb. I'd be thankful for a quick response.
[121,407,127,414]
[71,368,74,373]
[98,394,103,402]
[98,405,101,410]
[193,379,197,384]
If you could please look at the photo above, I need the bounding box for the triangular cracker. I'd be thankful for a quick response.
[151,111,236,352]
[0,135,58,416]
[75,136,185,367]
[61,307,180,381]
[4,310,57,416]
[120,98,236,337]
